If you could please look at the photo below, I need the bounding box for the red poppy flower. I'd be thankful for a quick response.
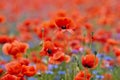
[40,41,57,57]
[84,22,93,32]
[2,40,29,57]
[113,46,120,57]
[23,20,32,27]
[93,29,111,43]
[103,43,110,53]
[31,52,42,63]
[5,61,22,75]
[98,15,115,26]
[36,63,48,72]
[55,30,67,40]
[34,24,49,39]
[53,40,67,50]
[0,15,6,23]
[116,56,120,66]
[74,70,92,80]
[22,65,36,77]
[70,40,81,50]
[46,21,56,29]
[17,19,33,33]
[16,73,24,80]
[82,54,99,68]
[49,51,70,64]
[1,74,19,80]
[107,39,119,46]
[0,35,15,44]
[18,58,30,66]
[55,17,75,30]
[0,68,3,74]
[34,21,56,40]
[87,5,100,18]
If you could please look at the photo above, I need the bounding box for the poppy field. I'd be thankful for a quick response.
[0,0,120,80]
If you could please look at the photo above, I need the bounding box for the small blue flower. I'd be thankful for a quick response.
[97,53,105,59]
[92,70,98,75]
[58,71,66,75]
[96,75,104,79]
[54,64,58,69]
[48,64,58,70]
[28,77,37,80]
[104,56,113,61]
[71,49,79,54]
[48,64,54,70]
[28,41,34,48]
[45,71,54,74]
[0,55,11,62]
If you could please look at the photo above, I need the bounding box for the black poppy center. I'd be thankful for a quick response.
[47,49,52,54]
[84,64,92,68]
[61,25,66,29]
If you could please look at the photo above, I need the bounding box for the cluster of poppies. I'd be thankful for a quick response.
[0,0,120,80]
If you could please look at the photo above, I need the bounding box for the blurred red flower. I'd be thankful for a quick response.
[21,65,36,77]
[0,15,6,23]
[74,70,92,80]
[1,74,19,80]
[0,35,15,44]
[5,61,22,75]
[0,68,3,74]
[2,40,29,58]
